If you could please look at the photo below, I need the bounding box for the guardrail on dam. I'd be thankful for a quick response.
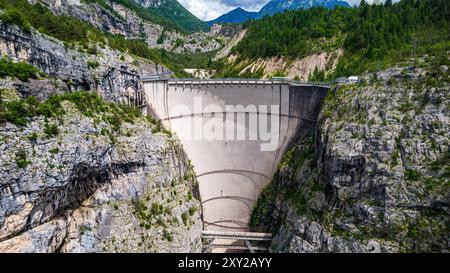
[142,77,330,234]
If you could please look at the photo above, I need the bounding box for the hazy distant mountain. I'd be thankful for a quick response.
[207,7,258,26]
[256,0,351,19]
[208,0,351,25]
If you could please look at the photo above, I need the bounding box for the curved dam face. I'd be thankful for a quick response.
[143,78,329,232]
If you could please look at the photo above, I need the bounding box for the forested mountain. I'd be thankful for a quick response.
[256,0,350,19]
[229,0,450,79]
[209,0,350,25]
[0,0,219,76]
[207,7,258,26]
[132,0,209,32]
[88,0,208,32]
[0,0,449,254]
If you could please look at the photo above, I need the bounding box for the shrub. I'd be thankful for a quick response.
[157,32,166,44]
[1,91,143,137]
[49,147,59,154]
[172,38,184,49]
[188,207,197,216]
[163,229,173,242]
[105,113,121,132]
[0,58,43,81]
[405,169,421,181]
[0,9,30,32]
[3,96,39,125]
[28,132,38,142]
[15,149,31,168]
[391,150,400,166]
[44,123,59,138]
[87,60,100,69]
[150,203,163,215]
[181,212,189,226]
[85,45,98,55]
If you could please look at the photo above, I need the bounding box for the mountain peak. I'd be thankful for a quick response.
[130,0,209,32]
[257,0,351,18]
[208,7,258,26]
[209,0,351,25]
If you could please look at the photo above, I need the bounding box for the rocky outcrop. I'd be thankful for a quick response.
[210,24,243,38]
[0,219,67,253]
[214,29,247,61]
[0,20,165,102]
[224,48,343,80]
[253,63,450,253]
[0,97,202,253]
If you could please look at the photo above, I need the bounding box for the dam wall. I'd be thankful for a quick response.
[143,78,329,232]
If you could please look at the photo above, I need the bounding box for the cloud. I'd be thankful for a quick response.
[346,0,400,5]
[219,0,269,10]
[179,0,401,21]
[178,0,269,21]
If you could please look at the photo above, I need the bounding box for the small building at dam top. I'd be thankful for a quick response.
[141,76,330,232]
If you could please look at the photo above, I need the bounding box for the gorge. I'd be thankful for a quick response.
[0,0,449,253]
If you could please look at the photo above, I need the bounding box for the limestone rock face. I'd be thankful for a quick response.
[0,21,167,103]
[31,0,164,45]
[26,0,222,54]
[0,219,67,253]
[0,101,202,253]
[255,65,450,253]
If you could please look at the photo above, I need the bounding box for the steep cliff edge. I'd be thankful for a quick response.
[0,20,164,103]
[0,91,202,253]
[0,3,206,252]
[252,61,449,252]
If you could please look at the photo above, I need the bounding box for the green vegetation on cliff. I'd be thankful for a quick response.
[103,0,208,32]
[0,0,210,77]
[0,91,141,128]
[109,0,208,33]
[83,0,208,33]
[0,8,30,32]
[232,0,450,79]
[0,58,44,81]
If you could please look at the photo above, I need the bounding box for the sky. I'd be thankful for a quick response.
[178,0,367,21]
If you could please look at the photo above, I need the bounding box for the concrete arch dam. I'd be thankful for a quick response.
[142,78,330,232]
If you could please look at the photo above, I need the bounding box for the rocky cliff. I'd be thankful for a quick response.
[215,41,343,80]
[227,48,343,80]
[0,3,205,252]
[252,61,449,252]
[0,20,165,103]
[28,0,220,54]
[0,91,202,253]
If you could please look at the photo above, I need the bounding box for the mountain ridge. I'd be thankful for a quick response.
[109,0,209,32]
[208,0,351,25]
[207,7,258,26]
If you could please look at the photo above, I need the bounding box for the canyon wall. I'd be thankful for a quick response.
[0,96,202,253]
[253,65,450,252]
